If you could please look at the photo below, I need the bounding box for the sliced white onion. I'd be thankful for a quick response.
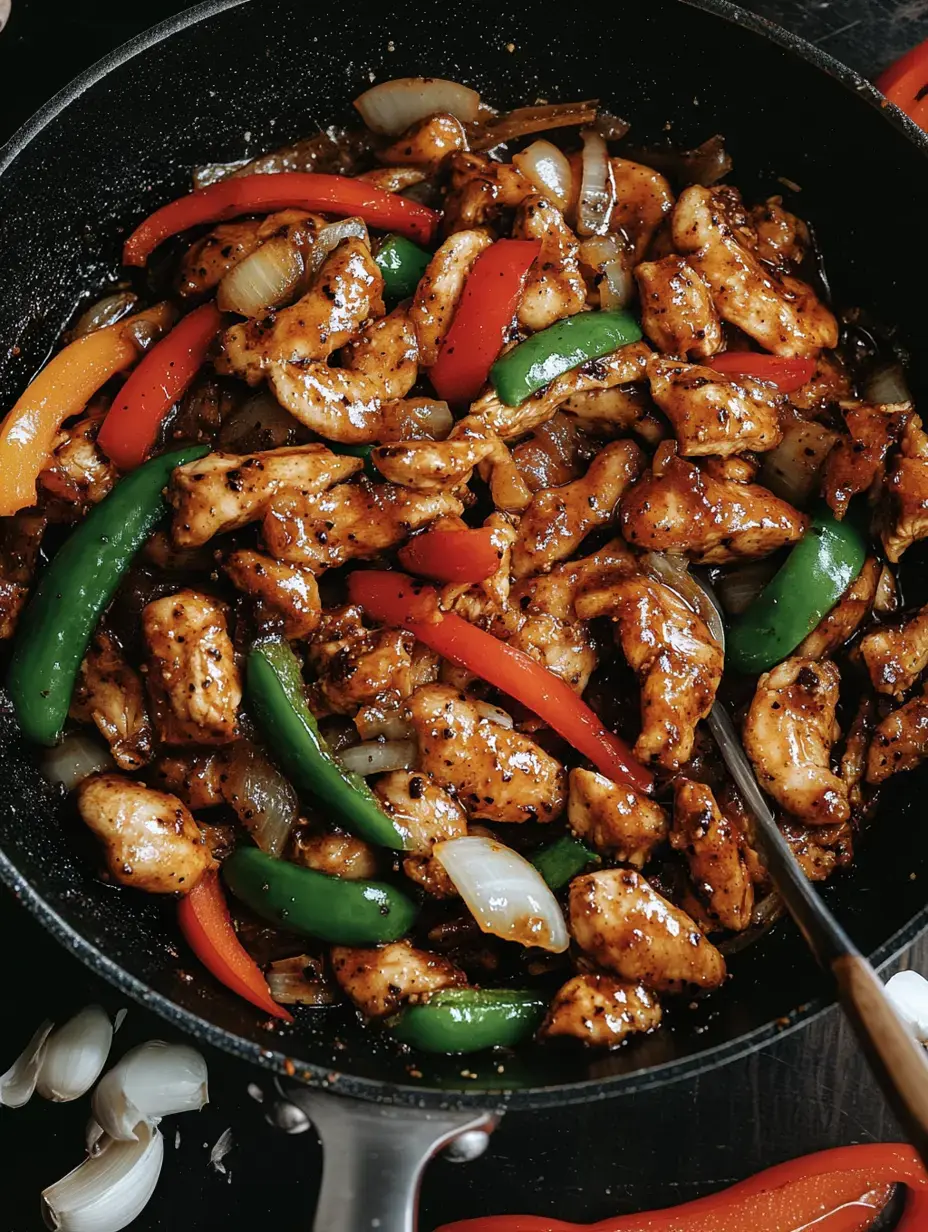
[714,559,779,617]
[577,128,614,237]
[874,564,898,615]
[512,140,573,212]
[218,391,300,452]
[471,99,599,151]
[759,419,838,508]
[71,292,139,341]
[434,835,569,953]
[580,233,634,310]
[642,552,725,648]
[221,742,298,859]
[36,1006,113,1103]
[864,360,912,405]
[42,734,115,792]
[42,1120,164,1232]
[354,77,481,135]
[0,1019,53,1108]
[217,235,306,318]
[308,217,371,279]
[267,958,336,1006]
[338,739,418,777]
[91,1041,209,1144]
[473,701,513,729]
[886,970,928,1044]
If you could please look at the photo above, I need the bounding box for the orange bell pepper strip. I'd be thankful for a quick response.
[177,870,293,1022]
[877,38,928,131]
[347,570,653,795]
[0,305,173,517]
[122,171,439,267]
[707,352,816,393]
[398,527,502,584]
[97,302,222,470]
[436,1143,928,1232]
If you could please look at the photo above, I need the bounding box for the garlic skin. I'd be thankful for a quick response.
[41,1121,164,1232]
[886,970,928,1043]
[91,1041,209,1142]
[0,1020,54,1108]
[37,1007,114,1103]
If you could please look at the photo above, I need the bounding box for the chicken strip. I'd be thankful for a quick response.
[39,410,117,508]
[177,219,262,298]
[511,413,595,493]
[371,428,495,491]
[860,603,928,697]
[410,229,494,366]
[513,194,585,331]
[356,166,428,193]
[292,830,379,880]
[743,657,849,825]
[263,479,463,573]
[142,590,241,745]
[576,574,723,769]
[671,780,753,932]
[223,550,321,640]
[672,185,838,356]
[821,401,911,521]
[560,384,664,444]
[511,440,644,579]
[442,151,532,233]
[0,509,46,639]
[406,684,566,824]
[341,305,419,401]
[568,767,668,867]
[882,415,928,562]
[750,198,809,268]
[796,556,880,660]
[377,113,467,168]
[168,444,361,547]
[311,627,416,715]
[150,751,224,811]
[840,695,874,814]
[867,685,928,784]
[540,974,661,1047]
[71,632,153,771]
[374,770,468,898]
[646,356,782,456]
[330,940,465,1018]
[610,158,674,258]
[620,444,807,563]
[569,869,726,992]
[635,256,722,359]
[266,365,429,445]
[77,773,214,894]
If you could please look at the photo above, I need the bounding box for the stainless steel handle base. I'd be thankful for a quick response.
[279,1081,499,1232]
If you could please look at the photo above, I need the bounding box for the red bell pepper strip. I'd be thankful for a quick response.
[97,302,222,470]
[177,870,293,1022]
[876,38,928,130]
[347,570,653,794]
[707,352,816,393]
[428,239,541,405]
[435,1143,928,1232]
[398,528,501,584]
[123,172,439,266]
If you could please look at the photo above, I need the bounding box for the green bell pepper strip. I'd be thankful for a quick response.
[390,988,547,1053]
[246,637,413,849]
[489,310,643,408]
[223,846,418,945]
[726,510,867,675]
[374,234,432,300]
[8,443,209,746]
[530,836,600,890]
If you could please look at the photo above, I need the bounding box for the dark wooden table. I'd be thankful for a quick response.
[2,2,928,1228]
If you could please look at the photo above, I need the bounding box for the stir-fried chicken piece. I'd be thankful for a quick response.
[576,574,723,769]
[331,940,465,1018]
[671,780,753,932]
[569,869,726,992]
[406,684,566,823]
[471,341,651,439]
[620,444,807,563]
[511,413,595,492]
[168,444,360,547]
[781,818,853,882]
[635,256,722,359]
[796,556,880,659]
[860,604,928,697]
[372,426,495,490]
[442,151,532,233]
[377,113,467,167]
[511,440,644,579]
[357,166,428,193]
[672,185,838,356]
[77,774,214,893]
[410,229,493,366]
[559,384,665,444]
[142,590,241,745]
[223,550,321,639]
[568,767,668,867]
[150,750,224,811]
[341,305,419,401]
[750,198,809,268]
[219,237,383,383]
[789,351,853,414]
[646,356,782,456]
[476,435,534,512]
[540,974,661,1047]
[610,158,674,258]
[292,830,379,880]
[513,194,585,331]
[39,410,116,508]
[263,479,463,573]
[882,415,928,562]
[374,770,468,898]
[840,695,874,814]
[821,401,911,520]
[867,685,928,783]
[311,627,416,715]
[71,632,153,771]
[0,509,46,639]
[267,369,440,445]
[744,657,848,825]
[177,220,262,298]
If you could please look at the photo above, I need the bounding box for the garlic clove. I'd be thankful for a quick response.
[92,1041,208,1142]
[0,1019,54,1108]
[41,1120,163,1232]
[37,1006,114,1103]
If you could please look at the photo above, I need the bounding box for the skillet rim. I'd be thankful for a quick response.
[1,0,928,1111]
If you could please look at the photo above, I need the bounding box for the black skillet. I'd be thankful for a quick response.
[2,0,928,1226]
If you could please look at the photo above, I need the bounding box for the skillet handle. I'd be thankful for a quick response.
[280,1083,499,1232]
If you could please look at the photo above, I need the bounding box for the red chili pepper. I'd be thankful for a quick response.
[398,528,501,584]
[347,570,653,794]
[123,172,438,266]
[707,352,816,393]
[429,239,541,405]
[877,38,928,131]
[97,303,222,470]
[435,1144,928,1232]
[177,871,293,1022]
